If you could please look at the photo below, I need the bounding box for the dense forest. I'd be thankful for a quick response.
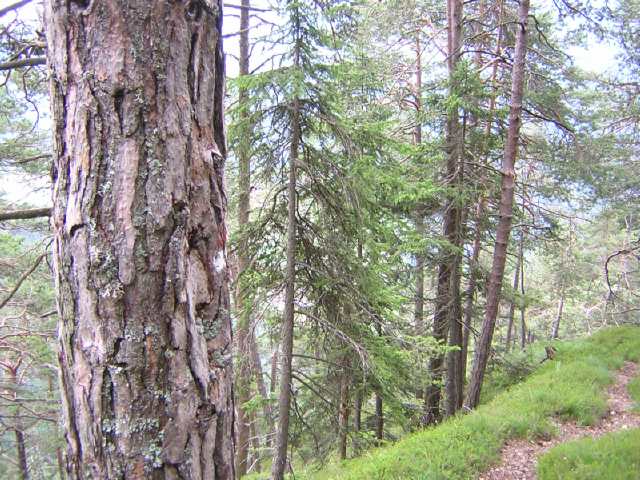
[0,0,638,479]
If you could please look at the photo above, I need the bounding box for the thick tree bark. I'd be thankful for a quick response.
[464,0,531,410]
[234,0,253,475]
[45,1,234,478]
[271,40,301,480]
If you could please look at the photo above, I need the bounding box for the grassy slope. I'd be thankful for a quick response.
[537,352,640,480]
[296,326,640,480]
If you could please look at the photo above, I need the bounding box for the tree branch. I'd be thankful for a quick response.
[0,0,33,18]
[0,207,51,221]
[0,57,46,71]
[0,252,46,310]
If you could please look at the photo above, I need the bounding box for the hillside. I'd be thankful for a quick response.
[289,326,640,480]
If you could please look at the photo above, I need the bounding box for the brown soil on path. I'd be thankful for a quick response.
[478,361,640,480]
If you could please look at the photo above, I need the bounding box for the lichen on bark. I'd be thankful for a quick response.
[45,1,235,478]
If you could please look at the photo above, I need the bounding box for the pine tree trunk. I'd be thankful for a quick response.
[464,0,531,410]
[45,1,235,478]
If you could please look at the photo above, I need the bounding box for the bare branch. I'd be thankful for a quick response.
[0,57,46,71]
[0,207,51,221]
[0,252,46,310]
[224,2,270,12]
[0,0,33,18]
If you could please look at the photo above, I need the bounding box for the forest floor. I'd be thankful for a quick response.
[478,361,640,480]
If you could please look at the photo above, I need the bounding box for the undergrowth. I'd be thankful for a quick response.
[285,326,640,480]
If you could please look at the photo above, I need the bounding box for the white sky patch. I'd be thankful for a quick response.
[569,41,619,75]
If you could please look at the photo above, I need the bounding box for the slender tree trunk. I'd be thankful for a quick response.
[461,198,485,382]
[375,392,384,444]
[271,30,301,479]
[520,238,527,350]
[249,331,274,447]
[270,345,279,397]
[9,367,29,480]
[413,35,425,338]
[551,292,565,339]
[353,390,362,433]
[443,0,465,418]
[235,0,253,475]
[337,358,350,460]
[505,251,521,352]
[249,411,260,473]
[15,424,28,480]
[374,322,384,444]
[46,1,234,478]
[460,1,503,381]
[464,0,531,410]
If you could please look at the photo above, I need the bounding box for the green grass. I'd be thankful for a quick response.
[287,326,640,480]
[537,364,640,480]
[537,428,640,480]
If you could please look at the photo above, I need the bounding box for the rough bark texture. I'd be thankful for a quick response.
[45,1,235,478]
[464,0,530,410]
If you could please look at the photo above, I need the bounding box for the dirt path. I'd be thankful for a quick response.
[478,361,640,480]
